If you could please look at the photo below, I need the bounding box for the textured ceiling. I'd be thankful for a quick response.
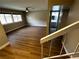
[0,0,48,11]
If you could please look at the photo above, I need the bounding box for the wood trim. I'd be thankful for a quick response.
[0,42,9,50]
[6,25,26,33]
[40,21,79,44]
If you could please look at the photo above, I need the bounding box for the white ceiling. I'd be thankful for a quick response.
[0,0,48,11]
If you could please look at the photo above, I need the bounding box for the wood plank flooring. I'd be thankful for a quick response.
[0,27,69,59]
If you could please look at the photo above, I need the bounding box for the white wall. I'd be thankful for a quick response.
[0,23,8,47]
[27,10,48,27]
[64,0,79,57]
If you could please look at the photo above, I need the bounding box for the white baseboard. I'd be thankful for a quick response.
[0,42,9,50]
[31,26,47,28]
[30,25,47,27]
[6,25,25,33]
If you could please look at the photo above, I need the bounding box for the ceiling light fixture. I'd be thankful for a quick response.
[26,8,29,12]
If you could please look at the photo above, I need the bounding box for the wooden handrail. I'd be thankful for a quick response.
[40,21,79,44]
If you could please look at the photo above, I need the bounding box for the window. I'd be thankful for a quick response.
[0,14,7,24]
[51,5,61,22]
[0,14,22,25]
[13,15,18,22]
[51,12,59,22]
[13,15,22,22]
[17,15,22,21]
[4,14,13,23]
[52,5,60,11]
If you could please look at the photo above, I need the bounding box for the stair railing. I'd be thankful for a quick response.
[40,21,79,59]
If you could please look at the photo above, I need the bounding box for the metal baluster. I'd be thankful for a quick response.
[74,42,79,54]
[68,42,79,58]
[60,45,64,55]
[49,40,52,56]
[60,36,66,55]
[41,44,43,59]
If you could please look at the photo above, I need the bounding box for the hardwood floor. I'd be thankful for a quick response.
[0,27,46,59]
[0,27,69,59]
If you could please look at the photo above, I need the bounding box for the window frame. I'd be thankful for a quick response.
[0,13,23,25]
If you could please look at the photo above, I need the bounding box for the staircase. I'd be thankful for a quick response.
[40,21,79,59]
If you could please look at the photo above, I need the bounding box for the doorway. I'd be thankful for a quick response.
[49,5,63,34]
